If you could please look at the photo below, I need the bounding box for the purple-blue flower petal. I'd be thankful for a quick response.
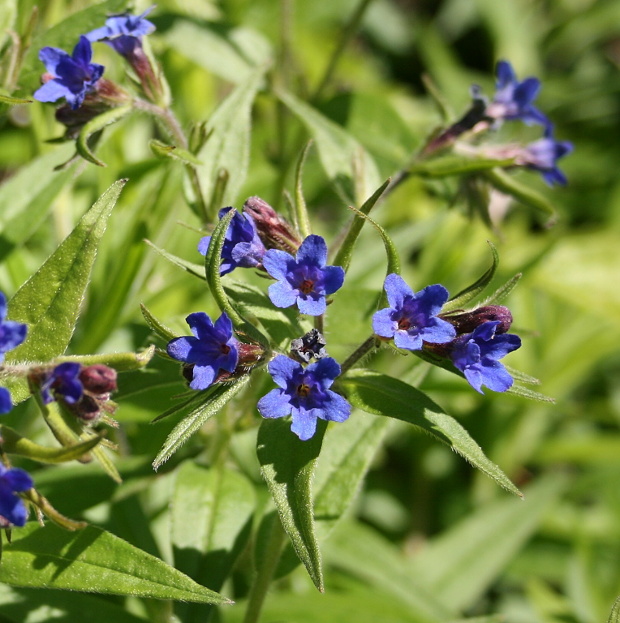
[321,265,345,296]
[296,292,326,316]
[257,388,292,419]
[383,273,412,310]
[267,280,298,309]
[263,249,294,281]
[186,312,215,340]
[190,365,217,390]
[0,388,12,414]
[290,408,319,441]
[296,235,327,266]
[38,47,69,74]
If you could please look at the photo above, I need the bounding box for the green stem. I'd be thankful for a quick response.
[311,0,376,102]
[133,99,209,222]
[242,517,286,623]
[340,335,378,375]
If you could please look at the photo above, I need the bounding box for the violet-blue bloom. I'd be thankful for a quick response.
[86,7,155,56]
[0,388,12,414]
[34,36,104,109]
[167,312,239,390]
[518,135,573,186]
[41,362,84,405]
[258,355,351,441]
[198,208,266,276]
[485,60,550,128]
[263,235,344,316]
[373,274,456,350]
[450,321,521,393]
[0,291,27,363]
[0,462,33,527]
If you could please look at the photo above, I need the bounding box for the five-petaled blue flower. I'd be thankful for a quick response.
[198,208,266,275]
[86,7,155,57]
[258,355,351,440]
[41,362,84,405]
[0,462,33,527]
[485,60,550,129]
[373,274,456,350]
[167,312,239,390]
[519,134,573,186]
[34,36,104,109]
[450,321,521,393]
[262,235,344,316]
[0,291,27,414]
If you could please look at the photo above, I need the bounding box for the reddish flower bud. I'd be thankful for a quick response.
[242,196,302,255]
[441,305,513,335]
[79,365,118,395]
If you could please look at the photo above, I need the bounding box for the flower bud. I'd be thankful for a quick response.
[290,329,328,363]
[242,196,302,255]
[79,365,118,395]
[442,305,513,335]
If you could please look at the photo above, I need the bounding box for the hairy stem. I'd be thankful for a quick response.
[340,335,378,375]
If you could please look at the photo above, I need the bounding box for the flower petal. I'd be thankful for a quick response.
[267,280,298,309]
[296,235,327,267]
[258,388,292,420]
[0,486,28,526]
[267,355,300,389]
[3,468,33,492]
[320,265,345,296]
[190,364,216,390]
[263,249,294,281]
[0,387,12,414]
[296,292,326,316]
[33,79,70,103]
[383,273,412,310]
[186,312,215,340]
[372,307,397,339]
[290,407,319,440]
[38,47,69,74]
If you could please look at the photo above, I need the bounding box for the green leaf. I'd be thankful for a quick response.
[409,156,515,178]
[483,168,556,220]
[5,180,126,403]
[443,241,499,312]
[257,418,326,591]
[0,425,104,464]
[153,376,251,470]
[76,105,133,167]
[193,71,264,216]
[163,20,272,85]
[341,369,522,497]
[333,178,392,272]
[277,89,381,204]
[478,273,522,306]
[409,473,568,611]
[0,94,31,105]
[149,139,203,166]
[0,523,230,604]
[172,462,255,622]
[0,144,76,260]
[54,346,155,372]
[140,304,179,343]
[145,239,206,280]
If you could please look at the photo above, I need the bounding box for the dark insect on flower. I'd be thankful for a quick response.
[34,36,104,109]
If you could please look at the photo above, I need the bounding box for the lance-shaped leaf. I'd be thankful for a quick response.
[153,375,251,470]
[145,239,205,280]
[5,180,126,403]
[76,105,133,167]
[140,304,178,343]
[442,241,499,312]
[408,156,515,178]
[149,139,203,166]
[341,369,522,497]
[0,93,31,105]
[257,418,326,591]
[0,425,104,464]
[0,523,231,604]
[172,462,255,623]
[193,71,264,217]
[53,346,155,372]
[277,89,381,204]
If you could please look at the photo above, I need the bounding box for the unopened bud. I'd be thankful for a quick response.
[290,329,328,363]
[79,365,117,395]
[442,305,513,335]
[242,196,302,255]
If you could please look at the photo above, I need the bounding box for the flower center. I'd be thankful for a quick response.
[299,279,315,294]
[397,316,413,331]
[296,383,311,398]
[220,344,231,355]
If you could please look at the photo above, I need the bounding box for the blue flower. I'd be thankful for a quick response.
[263,235,344,316]
[34,36,104,109]
[518,135,573,186]
[0,388,12,415]
[485,60,550,128]
[0,463,33,527]
[450,321,521,393]
[86,7,155,57]
[41,362,84,405]
[167,312,239,390]
[198,208,266,276]
[0,292,27,364]
[258,355,351,440]
[373,274,456,350]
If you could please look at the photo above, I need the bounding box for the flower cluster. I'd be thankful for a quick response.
[372,274,522,393]
[37,363,118,422]
[33,8,160,116]
[0,292,28,414]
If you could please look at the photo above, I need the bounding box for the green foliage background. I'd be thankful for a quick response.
[1,0,620,622]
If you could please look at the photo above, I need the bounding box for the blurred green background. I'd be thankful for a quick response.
[1,0,620,622]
